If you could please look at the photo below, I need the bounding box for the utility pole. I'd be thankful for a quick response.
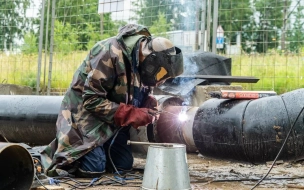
[194,0,200,50]
[36,0,45,95]
[200,0,207,51]
[206,0,211,51]
[212,0,219,53]
[47,0,56,95]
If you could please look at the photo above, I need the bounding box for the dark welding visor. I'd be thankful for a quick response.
[139,47,184,86]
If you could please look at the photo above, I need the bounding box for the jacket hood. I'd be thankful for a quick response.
[117,24,151,40]
[116,24,152,68]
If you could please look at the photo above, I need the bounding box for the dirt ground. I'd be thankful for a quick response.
[32,152,304,190]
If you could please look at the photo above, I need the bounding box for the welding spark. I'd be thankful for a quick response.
[178,111,188,121]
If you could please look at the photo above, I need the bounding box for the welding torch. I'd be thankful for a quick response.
[148,109,178,116]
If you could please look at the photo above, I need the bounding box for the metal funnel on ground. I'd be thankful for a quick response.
[141,144,191,190]
[0,143,34,190]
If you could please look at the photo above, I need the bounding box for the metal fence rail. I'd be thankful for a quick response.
[0,0,303,95]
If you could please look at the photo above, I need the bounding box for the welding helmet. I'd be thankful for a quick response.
[139,37,184,86]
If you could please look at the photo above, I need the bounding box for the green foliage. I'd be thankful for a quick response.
[132,0,186,30]
[54,21,79,54]
[20,72,37,88]
[85,23,104,49]
[21,32,38,54]
[218,0,295,53]
[39,0,123,51]
[0,0,32,51]
[54,0,102,50]
[84,20,128,49]
[286,4,304,53]
[149,12,172,37]
[252,0,292,53]
[219,0,253,51]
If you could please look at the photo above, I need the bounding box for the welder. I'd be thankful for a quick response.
[39,23,184,177]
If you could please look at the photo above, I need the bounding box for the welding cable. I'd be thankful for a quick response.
[114,172,134,181]
[251,105,304,190]
[113,171,143,181]
[31,157,50,190]
[34,174,50,190]
[104,175,126,185]
[70,177,100,189]
[94,175,126,186]
[70,177,101,189]
[107,126,145,185]
[50,177,102,190]
[53,176,83,184]
[200,176,304,183]
[51,175,129,188]
[124,173,143,179]
[86,175,127,186]
[108,127,124,178]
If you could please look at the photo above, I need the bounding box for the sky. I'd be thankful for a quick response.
[99,0,131,20]
[26,0,134,22]
[26,0,40,18]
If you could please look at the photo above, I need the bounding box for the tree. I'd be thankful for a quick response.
[218,0,253,52]
[149,12,172,37]
[53,20,79,54]
[252,0,292,53]
[286,3,304,53]
[0,0,32,51]
[21,32,38,54]
[39,0,122,51]
[132,0,187,30]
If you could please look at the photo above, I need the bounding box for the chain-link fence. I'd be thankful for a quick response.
[0,0,303,95]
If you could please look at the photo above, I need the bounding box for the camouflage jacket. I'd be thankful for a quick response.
[40,24,152,173]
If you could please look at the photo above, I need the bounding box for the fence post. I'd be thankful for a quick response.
[36,0,45,95]
[200,0,207,51]
[194,0,200,51]
[212,0,218,53]
[47,0,56,95]
[43,0,51,95]
[206,0,211,51]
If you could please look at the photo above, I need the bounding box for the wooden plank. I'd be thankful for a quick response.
[31,185,65,190]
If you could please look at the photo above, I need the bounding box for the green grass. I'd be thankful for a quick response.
[1,52,303,95]
[230,54,304,94]
[0,52,86,95]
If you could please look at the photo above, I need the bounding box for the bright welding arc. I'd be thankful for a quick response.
[154,107,189,121]
[178,106,188,121]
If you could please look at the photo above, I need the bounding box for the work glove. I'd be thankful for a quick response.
[141,95,160,121]
[141,95,158,111]
[114,103,157,129]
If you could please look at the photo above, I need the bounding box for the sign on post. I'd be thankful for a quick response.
[216,25,224,49]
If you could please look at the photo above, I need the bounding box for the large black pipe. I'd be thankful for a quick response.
[193,88,304,163]
[2,89,304,163]
[0,143,34,190]
[0,95,183,147]
[0,95,62,145]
